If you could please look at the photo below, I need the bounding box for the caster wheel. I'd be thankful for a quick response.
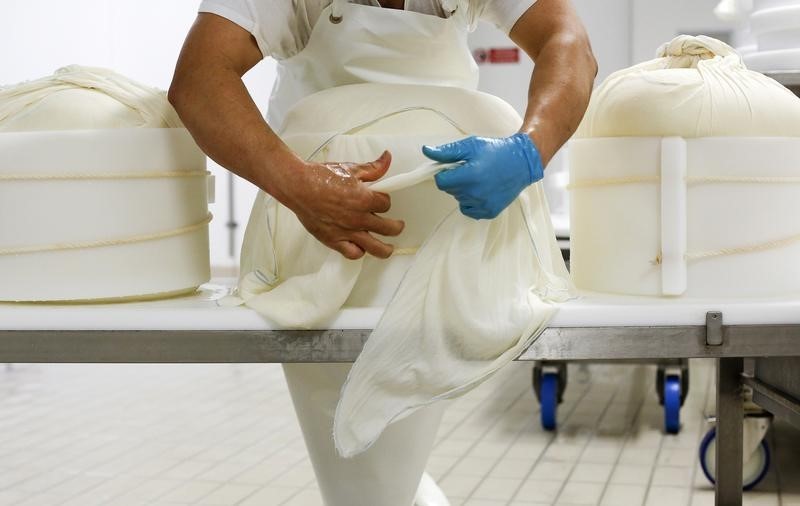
[699,428,771,491]
[664,375,682,434]
[533,363,567,404]
[533,363,566,432]
[657,364,689,406]
[540,372,559,431]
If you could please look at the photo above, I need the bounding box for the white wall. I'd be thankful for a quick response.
[0,0,275,269]
[2,1,186,88]
[467,0,631,116]
[631,0,732,63]
[573,0,632,81]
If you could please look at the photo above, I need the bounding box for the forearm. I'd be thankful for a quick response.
[169,60,298,202]
[520,34,596,167]
[169,14,403,259]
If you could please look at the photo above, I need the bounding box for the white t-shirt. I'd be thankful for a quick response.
[198,0,536,60]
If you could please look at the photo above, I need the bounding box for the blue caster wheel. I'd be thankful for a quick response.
[657,364,688,434]
[699,427,771,491]
[533,363,567,431]
[540,372,559,431]
[664,375,682,434]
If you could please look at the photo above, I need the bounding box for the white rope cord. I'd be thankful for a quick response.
[685,232,800,262]
[0,213,213,256]
[567,176,659,189]
[688,176,800,184]
[652,231,800,264]
[0,170,209,182]
[569,173,800,262]
[568,175,800,189]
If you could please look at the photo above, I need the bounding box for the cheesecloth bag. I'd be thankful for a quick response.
[576,35,800,138]
[232,83,574,457]
[0,65,181,130]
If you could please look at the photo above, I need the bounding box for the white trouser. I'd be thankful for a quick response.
[283,363,445,506]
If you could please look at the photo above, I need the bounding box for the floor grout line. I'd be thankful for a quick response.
[440,370,540,501]
[594,367,651,506]
[0,361,794,506]
[501,366,597,505]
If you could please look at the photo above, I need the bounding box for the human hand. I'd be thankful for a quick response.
[282,151,405,260]
[422,133,544,219]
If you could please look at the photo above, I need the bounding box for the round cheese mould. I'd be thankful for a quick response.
[569,136,800,299]
[0,128,212,302]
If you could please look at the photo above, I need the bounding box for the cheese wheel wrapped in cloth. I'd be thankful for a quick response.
[570,35,800,298]
[576,35,800,138]
[0,66,210,302]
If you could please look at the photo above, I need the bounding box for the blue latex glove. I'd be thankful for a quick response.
[422,133,544,220]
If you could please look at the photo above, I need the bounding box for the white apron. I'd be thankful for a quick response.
[266,0,479,129]
[266,3,480,506]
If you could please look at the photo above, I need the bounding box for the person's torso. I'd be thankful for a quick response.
[353,0,450,17]
[267,0,478,129]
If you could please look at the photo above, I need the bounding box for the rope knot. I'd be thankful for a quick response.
[656,35,742,68]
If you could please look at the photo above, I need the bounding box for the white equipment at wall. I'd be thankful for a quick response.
[716,0,800,70]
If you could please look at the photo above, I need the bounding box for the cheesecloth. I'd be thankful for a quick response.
[232,83,574,457]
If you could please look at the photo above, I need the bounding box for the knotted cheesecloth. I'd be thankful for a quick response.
[0,65,181,131]
[576,35,800,138]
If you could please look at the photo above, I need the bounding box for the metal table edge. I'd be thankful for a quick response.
[2,321,800,363]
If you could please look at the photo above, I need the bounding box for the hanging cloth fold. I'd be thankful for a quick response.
[232,83,575,457]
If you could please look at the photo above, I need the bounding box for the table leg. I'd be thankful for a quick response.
[716,357,744,506]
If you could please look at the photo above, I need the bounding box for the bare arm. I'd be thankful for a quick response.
[510,0,597,166]
[169,14,403,259]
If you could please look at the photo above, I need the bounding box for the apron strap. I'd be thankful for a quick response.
[440,0,458,13]
[330,0,459,22]
[330,0,346,22]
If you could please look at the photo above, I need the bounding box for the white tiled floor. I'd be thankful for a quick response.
[0,360,797,506]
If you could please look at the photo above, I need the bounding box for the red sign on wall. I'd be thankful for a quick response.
[489,47,520,64]
[473,47,520,65]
